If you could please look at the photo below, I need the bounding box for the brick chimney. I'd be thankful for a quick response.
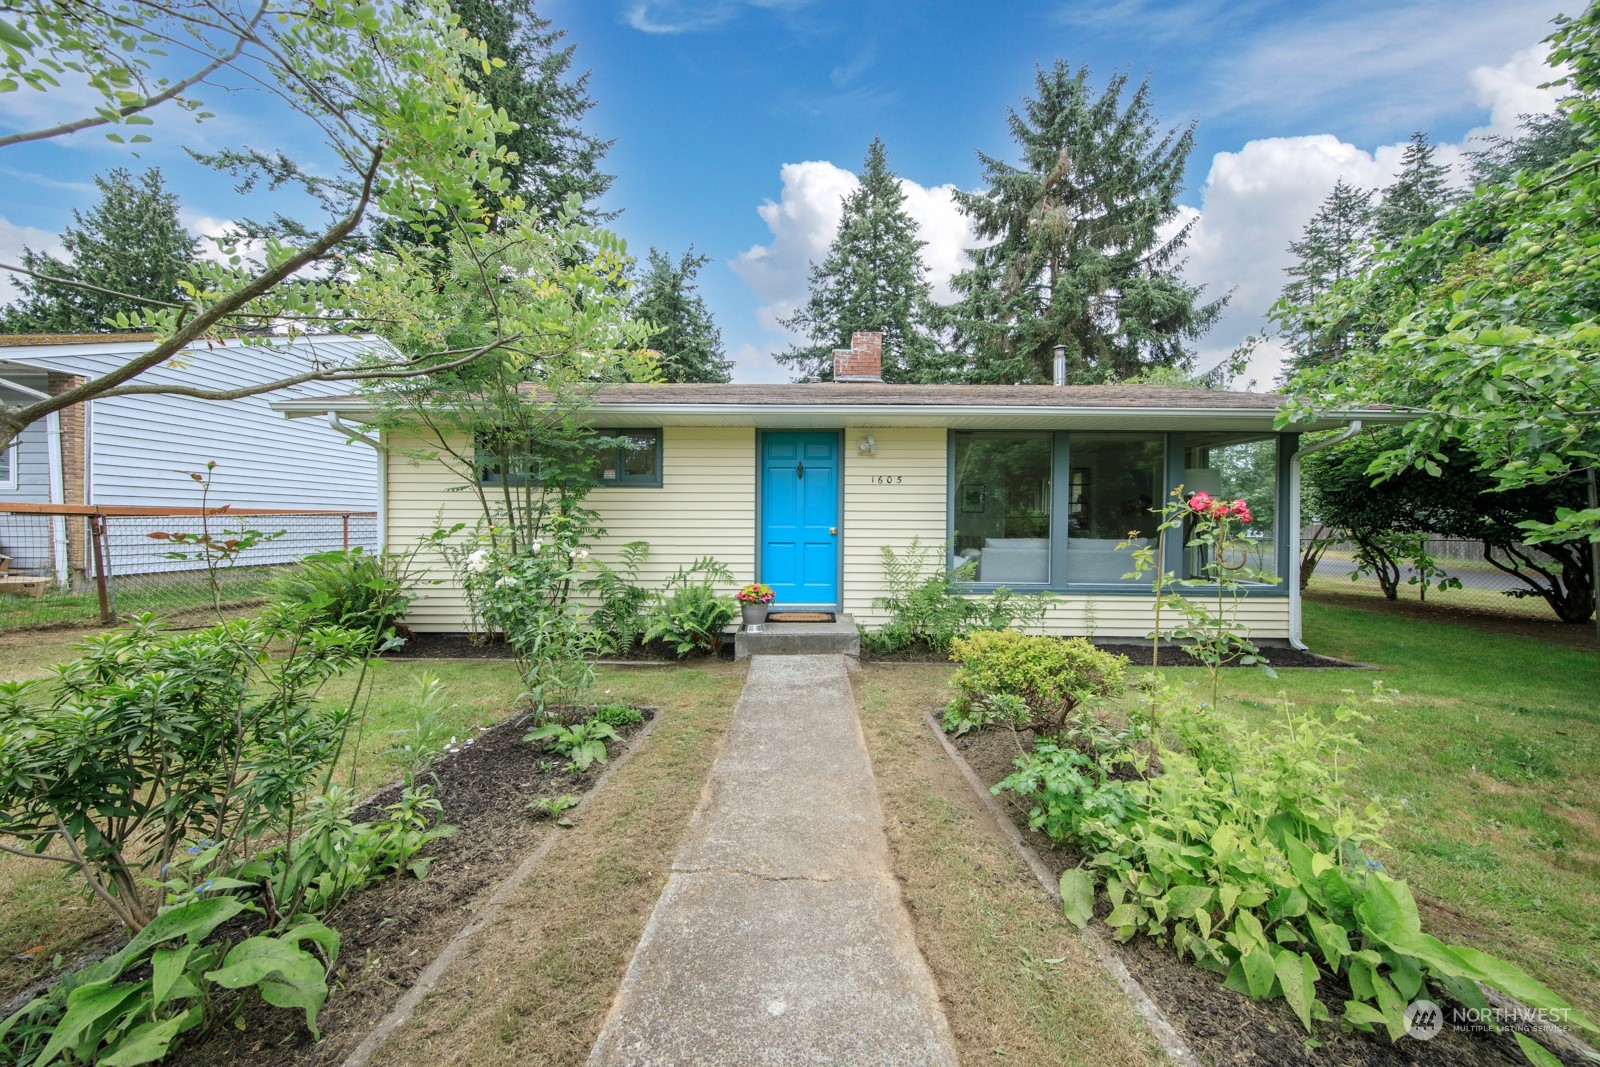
[831,331,883,382]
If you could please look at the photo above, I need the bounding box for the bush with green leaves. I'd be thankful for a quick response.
[947,630,1127,737]
[591,702,645,729]
[998,689,1596,1060]
[579,540,652,655]
[266,546,417,641]
[865,537,1051,655]
[0,613,371,932]
[644,556,737,657]
[0,895,338,1067]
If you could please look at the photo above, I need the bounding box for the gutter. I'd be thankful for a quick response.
[326,412,386,553]
[0,375,69,587]
[1287,420,1363,650]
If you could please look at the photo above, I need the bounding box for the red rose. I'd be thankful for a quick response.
[1189,491,1213,512]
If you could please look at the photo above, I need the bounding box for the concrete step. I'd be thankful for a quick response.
[729,613,859,660]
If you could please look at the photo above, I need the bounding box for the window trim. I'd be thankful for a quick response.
[0,438,15,490]
[475,427,663,489]
[946,429,1290,597]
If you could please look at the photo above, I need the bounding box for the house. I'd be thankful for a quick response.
[270,333,1402,646]
[0,333,382,583]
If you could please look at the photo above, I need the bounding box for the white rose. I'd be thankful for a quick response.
[495,576,518,588]
[573,547,590,561]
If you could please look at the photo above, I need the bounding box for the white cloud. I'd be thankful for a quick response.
[0,215,64,306]
[727,160,975,379]
[1470,42,1564,136]
[624,0,809,35]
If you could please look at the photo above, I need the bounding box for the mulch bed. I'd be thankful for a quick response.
[863,638,1361,668]
[386,631,732,662]
[953,727,1593,1067]
[165,707,650,1067]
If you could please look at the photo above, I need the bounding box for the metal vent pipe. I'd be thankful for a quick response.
[1052,345,1067,386]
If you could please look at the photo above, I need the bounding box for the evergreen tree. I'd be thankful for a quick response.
[1469,110,1587,187]
[1,167,198,334]
[1372,131,1453,245]
[942,62,1225,384]
[454,0,613,225]
[631,247,732,383]
[1274,179,1375,376]
[777,138,942,381]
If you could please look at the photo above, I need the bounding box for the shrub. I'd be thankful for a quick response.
[580,540,652,655]
[644,556,736,657]
[0,614,368,932]
[948,630,1127,737]
[868,537,1050,654]
[267,547,414,640]
[997,690,1597,1058]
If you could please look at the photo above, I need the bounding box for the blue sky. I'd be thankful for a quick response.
[0,0,1574,384]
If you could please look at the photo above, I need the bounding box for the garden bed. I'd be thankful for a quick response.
[163,705,651,1067]
[952,725,1592,1067]
[386,630,732,662]
[863,638,1360,668]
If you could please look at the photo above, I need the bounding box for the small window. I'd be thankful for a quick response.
[475,429,662,489]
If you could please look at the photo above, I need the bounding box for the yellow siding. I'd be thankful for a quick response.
[385,427,754,632]
[385,423,1289,640]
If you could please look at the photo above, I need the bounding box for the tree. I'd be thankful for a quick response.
[0,0,524,451]
[942,62,1226,384]
[1372,131,1453,247]
[1282,5,1600,550]
[631,247,731,383]
[777,137,942,382]
[1,167,199,334]
[1273,180,1375,377]
[1306,434,1594,622]
[1468,109,1588,188]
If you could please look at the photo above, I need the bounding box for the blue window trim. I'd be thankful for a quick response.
[476,428,664,489]
[945,429,1291,598]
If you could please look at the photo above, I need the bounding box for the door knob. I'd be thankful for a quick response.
[829,527,837,535]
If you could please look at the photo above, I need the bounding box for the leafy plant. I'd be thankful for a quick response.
[579,540,652,654]
[997,688,1597,1060]
[867,537,1050,655]
[528,794,579,820]
[590,702,644,729]
[0,896,338,1066]
[525,719,619,772]
[644,556,737,657]
[380,673,455,787]
[266,547,416,640]
[948,630,1127,737]
[0,614,369,932]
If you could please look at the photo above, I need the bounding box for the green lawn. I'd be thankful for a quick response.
[1140,599,1600,1019]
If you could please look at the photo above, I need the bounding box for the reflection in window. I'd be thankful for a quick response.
[1065,434,1164,584]
[1183,433,1279,580]
[953,432,1051,584]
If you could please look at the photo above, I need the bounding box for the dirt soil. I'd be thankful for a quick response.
[387,631,732,662]
[1308,589,1600,651]
[954,726,1593,1067]
[167,707,650,1067]
[865,639,1359,668]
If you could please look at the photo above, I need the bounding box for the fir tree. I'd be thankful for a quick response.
[631,247,732,383]
[1275,180,1375,376]
[942,61,1225,384]
[1,167,198,334]
[1372,131,1453,245]
[1469,110,1587,187]
[777,137,942,382]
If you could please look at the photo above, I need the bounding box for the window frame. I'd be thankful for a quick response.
[945,429,1291,596]
[475,427,664,489]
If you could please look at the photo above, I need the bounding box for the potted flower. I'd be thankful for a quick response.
[735,582,775,626]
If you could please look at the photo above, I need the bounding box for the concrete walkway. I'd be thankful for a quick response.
[587,655,959,1067]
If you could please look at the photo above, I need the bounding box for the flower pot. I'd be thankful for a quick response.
[741,602,769,627]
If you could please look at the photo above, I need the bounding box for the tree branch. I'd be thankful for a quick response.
[0,260,188,310]
[0,1,268,150]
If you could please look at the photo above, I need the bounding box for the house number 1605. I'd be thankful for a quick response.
[869,475,904,485]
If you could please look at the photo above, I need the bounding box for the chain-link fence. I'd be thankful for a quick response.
[0,505,377,629]
[1305,534,1592,621]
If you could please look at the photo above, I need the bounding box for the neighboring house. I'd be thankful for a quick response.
[271,333,1402,645]
[0,333,382,581]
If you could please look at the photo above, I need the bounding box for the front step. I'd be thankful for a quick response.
[728,613,859,660]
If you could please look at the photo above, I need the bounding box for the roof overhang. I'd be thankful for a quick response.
[270,395,1412,434]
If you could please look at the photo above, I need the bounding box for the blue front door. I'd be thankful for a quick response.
[760,432,839,608]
